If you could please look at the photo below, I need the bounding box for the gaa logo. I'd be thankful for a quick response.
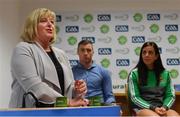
[147,14,160,20]
[56,15,61,22]
[65,26,79,33]
[97,14,111,21]
[82,37,95,43]
[132,36,145,43]
[115,25,129,32]
[166,58,180,65]
[98,48,112,55]
[116,59,130,66]
[69,60,78,67]
[165,25,178,31]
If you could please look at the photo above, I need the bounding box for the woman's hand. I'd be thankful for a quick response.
[155,107,166,115]
[68,97,89,107]
[74,80,87,97]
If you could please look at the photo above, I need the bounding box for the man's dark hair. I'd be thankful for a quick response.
[77,40,93,50]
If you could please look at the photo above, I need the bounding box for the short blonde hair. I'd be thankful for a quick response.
[21,8,56,44]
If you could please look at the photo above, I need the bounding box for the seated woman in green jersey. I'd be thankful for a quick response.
[128,41,179,116]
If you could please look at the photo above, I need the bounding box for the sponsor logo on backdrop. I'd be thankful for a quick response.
[150,24,159,33]
[132,36,145,43]
[119,69,128,80]
[67,36,77,45]
[133,13,143,22]
[69,60,79,67]
[97,36,112,43]
[113,85,124,90]
[170,69,179,79]
[100,58,110,68]
[168,35,177,44]
[164,13,178,20]
[97,14,111,21]
[134,47,141,56]
[131,25,145,32]
[65,49,77,55]
[81,25,95,32]
[165,24,178,31]
[82,37,95,43]
[115,48,130,55]
[118,35,127,45]
[98,48,112,55]
[100,24,110,34]
[66,26,79,33]
[56,11,180,92]
[147,36,162,43]
[84,14,93,23]
[115,25,129,32]
[166,47,180,54]
[166,58,180,65]
[56,15,61,22]
[147,14,160,20]
[65,15,79,22]
[114,14,129,21]
[116,59,130,66]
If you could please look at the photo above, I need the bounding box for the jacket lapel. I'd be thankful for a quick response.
[52,47,74,95]
[34,43,61,90]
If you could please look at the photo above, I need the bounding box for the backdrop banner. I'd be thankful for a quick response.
[54,11,180,93]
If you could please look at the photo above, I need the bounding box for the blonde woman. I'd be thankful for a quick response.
[9,8,88,108]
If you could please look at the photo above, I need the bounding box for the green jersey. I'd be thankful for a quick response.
[128,68,175,109]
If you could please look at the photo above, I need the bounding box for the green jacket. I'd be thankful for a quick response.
[128,68,175,110]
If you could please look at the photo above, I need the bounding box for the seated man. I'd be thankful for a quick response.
[72,40,115,105]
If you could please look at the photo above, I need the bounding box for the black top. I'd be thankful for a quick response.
[47,50,65,95]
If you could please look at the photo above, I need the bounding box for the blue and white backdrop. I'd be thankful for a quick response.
[54,11,180,93]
